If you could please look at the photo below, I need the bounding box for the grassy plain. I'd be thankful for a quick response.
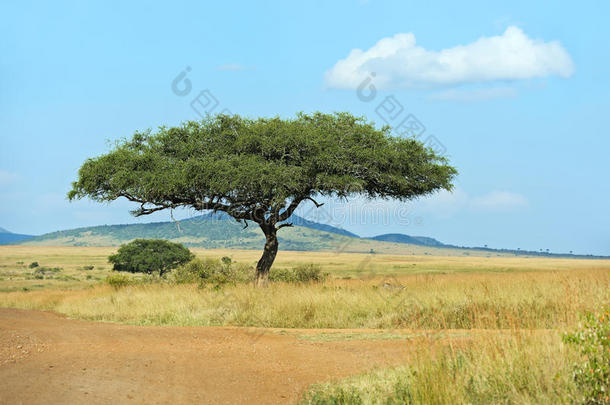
[0,245,608,404]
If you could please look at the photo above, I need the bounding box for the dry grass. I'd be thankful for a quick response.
[1,246,607,404]
[0,266,607,330]
[300,331,580,404]
[1,245,608,290]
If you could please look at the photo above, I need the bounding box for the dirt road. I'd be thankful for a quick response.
[0,308,451,404]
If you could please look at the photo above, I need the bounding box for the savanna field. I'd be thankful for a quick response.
[0,246,608,404]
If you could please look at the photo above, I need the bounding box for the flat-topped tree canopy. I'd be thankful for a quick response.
[69,112,457,285]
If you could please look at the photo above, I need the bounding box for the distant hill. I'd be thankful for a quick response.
[11,214,608,258]
[0,228,34,245]
[193,212,359,238]
[370,233,445,247]
[16,213,489,256]
[17,213,367,252]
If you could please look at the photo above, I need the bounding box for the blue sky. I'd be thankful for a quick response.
[1,0,609,255]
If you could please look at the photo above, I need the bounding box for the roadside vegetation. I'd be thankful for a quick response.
[300,332,581,404]
[0,245,608,404]
[0,259,606,330]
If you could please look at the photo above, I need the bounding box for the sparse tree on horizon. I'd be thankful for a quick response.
[68,112,457,286]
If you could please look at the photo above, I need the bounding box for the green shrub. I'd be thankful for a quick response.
[105,274,132,289]
[294,264,328,283]
[28,262,39,268]
[108,239,194,276]
[563,306,609,404]
[81,265,95,270]
[33,267,62,276]
[172,257,254,286]
[269,267,297,283]
[269,264,328,284]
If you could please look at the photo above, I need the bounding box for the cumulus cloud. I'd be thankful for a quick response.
[325,26,574,90]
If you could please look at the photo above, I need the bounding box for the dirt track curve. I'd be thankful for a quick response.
[0,308,439,404]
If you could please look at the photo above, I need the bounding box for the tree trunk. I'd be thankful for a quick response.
[255,226,278,287]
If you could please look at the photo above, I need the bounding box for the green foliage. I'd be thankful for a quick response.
[68,112,456,224]
[33,267,62,275]
[32,267,63,279]
[28,261,39,268]
[563,306,609,404]
[301,335,578,405]
[269,264,328,283]
[68,112,457,276]
[172,257,254,286]
[108,239,194,276]
[268,267,297,283]
[105,274,132,289]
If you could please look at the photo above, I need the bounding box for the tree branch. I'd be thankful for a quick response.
[277,222,293,230]
[278,197,304,221]
[306,196,324,208]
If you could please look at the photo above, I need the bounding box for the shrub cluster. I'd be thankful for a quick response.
[31,267,62,279]
[563,306,609,404]
[269,264,328,284]
[172,257,254,286]
[105,273,132,289]
[108,239,194,276]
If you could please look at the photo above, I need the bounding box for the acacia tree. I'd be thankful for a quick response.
[68,112,457,286]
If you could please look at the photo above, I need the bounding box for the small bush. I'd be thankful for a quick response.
[294,264,328,283]
[269,264,328,284]
[269,267,297,283]
[81,265,95,270]
[105,274,132,289]
[172,258,254,286]
[108,239,194,276]
[33,267,62,276]
[563,306,609,404]
[28,262,39,268]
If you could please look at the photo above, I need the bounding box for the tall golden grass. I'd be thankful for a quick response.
[300,331,580,404]
[0,268,606,330]
[1,246,608,404]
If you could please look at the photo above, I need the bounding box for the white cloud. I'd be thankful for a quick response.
[429,86,518,102]
[217,63,247,71]
[325,26,574,90]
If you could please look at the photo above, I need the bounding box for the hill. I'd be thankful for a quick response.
[18,214,367,252]
[370,233,444,247]
[17,213,486,256]
[0,228,34,245]
[12,214,607,258]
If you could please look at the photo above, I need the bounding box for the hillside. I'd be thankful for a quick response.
[370,233,444,247]
[17,214,356,251]
[0,228,34,245]
[17,213,493,256]
[12,214,604,258]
